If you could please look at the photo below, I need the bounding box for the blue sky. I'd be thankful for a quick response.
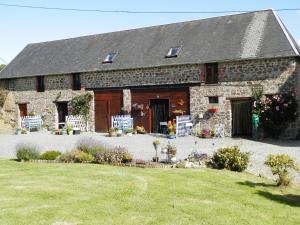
[1,0,299,63]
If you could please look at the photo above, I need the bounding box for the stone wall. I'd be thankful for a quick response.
[81,64,200,88]
[190,57,299,138]
[1,57,299,138]
[5,75,94,130]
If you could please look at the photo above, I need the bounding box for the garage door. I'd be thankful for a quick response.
[94,91,122,132]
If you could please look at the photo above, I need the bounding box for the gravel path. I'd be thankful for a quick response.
[1,132,300,183]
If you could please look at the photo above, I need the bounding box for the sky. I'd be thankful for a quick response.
[0,0,300,64]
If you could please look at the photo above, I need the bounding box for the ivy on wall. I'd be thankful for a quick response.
[70,93,93,117]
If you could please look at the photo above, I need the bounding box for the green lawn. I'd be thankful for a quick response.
[0,160,299,225]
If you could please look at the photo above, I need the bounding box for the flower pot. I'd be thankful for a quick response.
[208,108,217,113]
[167,134,176,139]
[170,156,177,163]
[161,148,168,154]
[152,156,159,162]
[109,131,117,137]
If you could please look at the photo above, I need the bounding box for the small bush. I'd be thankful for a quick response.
[76,137,108,155]
[57,150,94,163]
[57,151,76,163]
[40,150,61,160]
[16,143,40,161]
[74,151,94,163]
[265,154,299,186]
[94,147,133,164]
[211,146,250,172]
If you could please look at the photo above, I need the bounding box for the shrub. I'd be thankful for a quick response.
[94,147,133,164]
[76,137,107,155]
[40,150,61,160]
[57,151,77,163]
[253,91,298,139]
[74,151,94,163]
[211,146,250,172]
[265,154,299,186]
[57,150,94,163]
[16,143,40,161]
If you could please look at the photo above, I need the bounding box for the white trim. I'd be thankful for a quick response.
[273,10,299,55]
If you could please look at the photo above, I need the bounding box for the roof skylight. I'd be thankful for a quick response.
[165,47,181,58]
[103,52,117,63]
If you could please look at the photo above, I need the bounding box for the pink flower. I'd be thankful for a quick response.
[284,103,288,107]
[276,106,280,111]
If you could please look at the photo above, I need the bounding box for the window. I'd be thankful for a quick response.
[72,73,81,90]
[37,76,45,92]
[205,63,219,84]
[103,52,117,63]
[165,47,181,58]
[208,96,219,104]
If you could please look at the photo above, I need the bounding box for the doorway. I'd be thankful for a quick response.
[18,104,27,118]
[231,100,252,137]
[150,99,169,133]
[95,100,109,132]
[57,102,68,128]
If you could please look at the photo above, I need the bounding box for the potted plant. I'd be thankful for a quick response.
[66,124,73,135]
[208,107,218,113]
[167,121,176,139]
[41,124,49,132]
[21,128,28,134]
[15,128,21,135]
[109,127,118,137]
[152,139,160,162]
[201,129,211,138]
[116,128,123,137]
[136,126,146,134]
[166,143,177,163]
[61,128,67,135]
[125,128,133,136]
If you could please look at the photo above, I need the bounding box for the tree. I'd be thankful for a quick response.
[0,64,5,71]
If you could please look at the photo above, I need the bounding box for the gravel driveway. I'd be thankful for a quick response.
[1,132,300,183]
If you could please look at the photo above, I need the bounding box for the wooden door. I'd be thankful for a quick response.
[94,91,122,132]
[150,99,169,133]
[231,100,252,137]
[95,100,109,132]
[19,104,27,117]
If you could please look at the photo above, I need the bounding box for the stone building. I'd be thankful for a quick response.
[0,10,299,138]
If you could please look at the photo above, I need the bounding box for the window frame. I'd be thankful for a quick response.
[103,52,117,63]
[208,96,219,104]
[72,73,81,91]
[36,76,45,92]
[205,63,219,84]
[165,46,181,58]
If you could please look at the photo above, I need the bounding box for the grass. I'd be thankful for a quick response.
[0,160,299,225]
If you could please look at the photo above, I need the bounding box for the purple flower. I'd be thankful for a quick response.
[275,106,280,111]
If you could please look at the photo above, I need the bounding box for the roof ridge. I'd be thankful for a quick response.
[27,9,273,46]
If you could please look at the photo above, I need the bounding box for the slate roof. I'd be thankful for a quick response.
[0,9,299,79]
